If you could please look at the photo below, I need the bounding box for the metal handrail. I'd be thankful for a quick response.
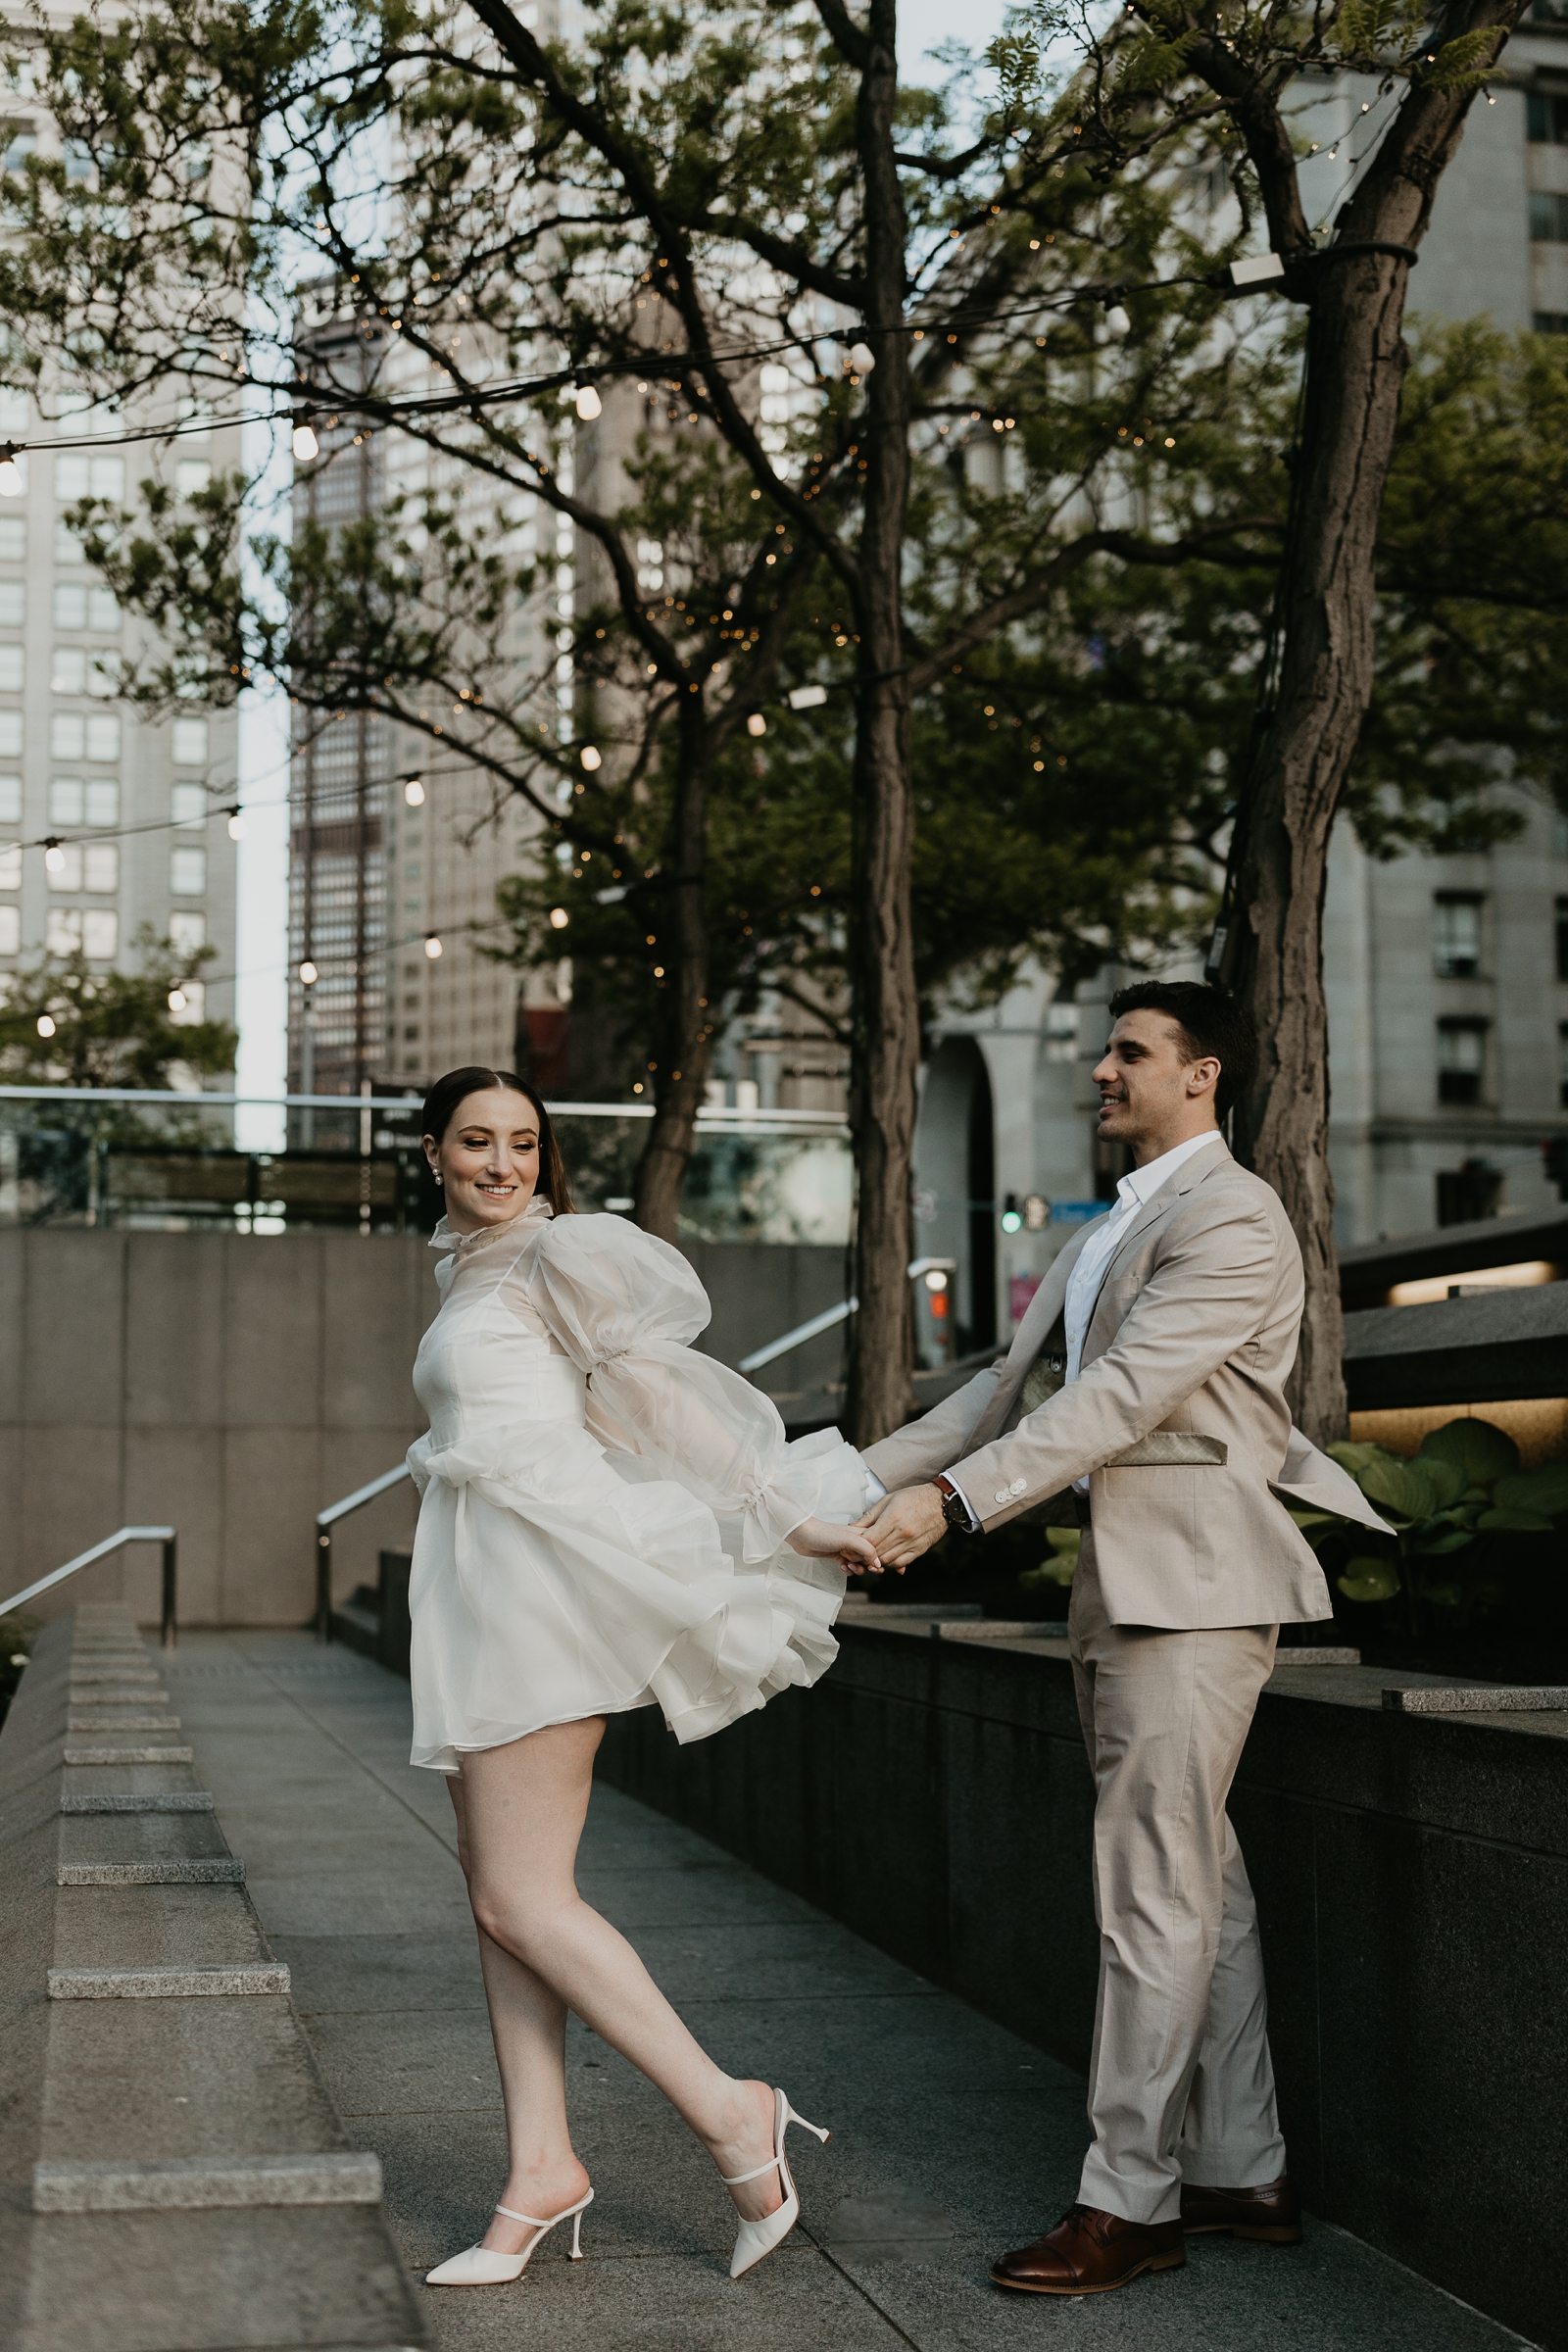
[737,1257,958,1375]
[315,1466,412,1642]
[0,1527,178,1648]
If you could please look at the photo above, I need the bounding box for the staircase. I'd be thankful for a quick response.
[0,1604,425,2352]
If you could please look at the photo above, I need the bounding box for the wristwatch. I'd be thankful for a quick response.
[933,1475,974,1536]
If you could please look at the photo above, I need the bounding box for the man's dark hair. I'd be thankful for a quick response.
[1106,982,1257,1124]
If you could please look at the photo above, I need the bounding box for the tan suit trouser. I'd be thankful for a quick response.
[1067,1529,1286,2226]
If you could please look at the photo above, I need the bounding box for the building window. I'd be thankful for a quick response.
[1437,1160,1502,1226]
[175,460,211,499]
[50,777,119,827]
[172,716,209,767]
[0,841,18,889]
[54,520,86,564]
[171,844,207,896]
[1433,893,1483,978]
[169,910,206,951]
[0,582,21,626]
[53,453,123,502]
[52,581,118,630]
[1530,191,1568,242]
[45,906,82,955]
[1535,312,1568,335]
[84,844,118,893]
[0,904,17,955]
[1528,89,1568,141]
[47,844,83,892]
[0,710,22,759]
[1437,1018,1489,1105]
[51,646,85,694]
[86,713,119,761]
[172,782,209,826]
[82,908,118,959]
[0,516,24,560]
[0,776,18,824]
[0,643,20,693]
[169,977,205,1022]
[1043,1002,1078,1063]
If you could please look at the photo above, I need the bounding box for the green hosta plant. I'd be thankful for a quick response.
[1020,1528,1081,1592]
[1292,1417,1568,1635]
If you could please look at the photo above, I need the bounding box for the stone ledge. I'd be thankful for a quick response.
[56,1857,246,1886]
[62,1745,194,1765]
[1384,1684,1568,1714]
[47,1962,290,1999]
[32,2151,382,2213]
[68,1689,171,1707]
[60,1791,213,1813]
[66,1669,160,1686]
[66,1712,181,1731]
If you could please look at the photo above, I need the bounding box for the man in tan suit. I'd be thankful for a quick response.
[857,981,1387,2299]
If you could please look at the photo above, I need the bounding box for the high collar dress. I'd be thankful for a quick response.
[406,1200,866,1770]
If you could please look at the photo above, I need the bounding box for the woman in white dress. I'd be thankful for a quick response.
[409,1066,878,2290]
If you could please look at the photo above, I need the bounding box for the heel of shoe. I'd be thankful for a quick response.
[782,2097,830,2147]
[569,2206,587,2261]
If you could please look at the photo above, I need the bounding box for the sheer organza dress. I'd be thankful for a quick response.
[406,1198,864,1769]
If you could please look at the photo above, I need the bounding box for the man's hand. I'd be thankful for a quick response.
[851,1482,949,1571]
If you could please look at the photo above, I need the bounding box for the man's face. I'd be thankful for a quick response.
[1092,1009,1217,1145]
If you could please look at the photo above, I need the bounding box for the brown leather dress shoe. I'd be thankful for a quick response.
[990,2204,1186,2295]
[1180,2175,1302,2243]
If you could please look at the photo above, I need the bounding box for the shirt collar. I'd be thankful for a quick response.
[1115,1128,1223,1212]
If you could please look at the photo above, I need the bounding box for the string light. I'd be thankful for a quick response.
[299,959,318,984]
[0,445,20,496]
[403,775,425,805]
[423,932,443,958]
[168,987,187,1012]
[573,383,603,420]
[549,906,569,929]
[747,712,767,737]
[291,418,319,462]
[43,840,65,873]
[36,1014,55,1037]
[580,745,602,770]
[226,808,245,839]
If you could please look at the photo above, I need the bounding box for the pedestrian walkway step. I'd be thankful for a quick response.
[69,1688,171,1706]
[67,1667,160,1685]
[60,1790,213,1813]
[32,2150,382,2212]
[47,1961,290,1998]
[63,1744,194,1765]
[66,1710,181,1730]
[56,1856,246,1886]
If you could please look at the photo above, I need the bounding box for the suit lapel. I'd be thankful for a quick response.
[1076,1140,1232,1361]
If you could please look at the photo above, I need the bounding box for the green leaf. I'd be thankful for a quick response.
[1416,1418,1519,1487]
[1328,1441,1396,1474]
[1339,1557,1401,1603]
[1357,1456,1440,1521]
[1420,27,1503,91]
[1477,1507,1554,1533]
[1288,1510,1345,1529]
[1410,1527,1475,1554]
[1418,1455,1466,1509]
[1493,1465,1568,1518]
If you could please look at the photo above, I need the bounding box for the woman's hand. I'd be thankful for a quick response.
[787,1517,882,1574]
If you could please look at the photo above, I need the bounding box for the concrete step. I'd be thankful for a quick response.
[1,1605,427,2349]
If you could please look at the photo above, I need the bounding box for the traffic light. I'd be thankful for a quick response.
[1001,1192,1022,1233]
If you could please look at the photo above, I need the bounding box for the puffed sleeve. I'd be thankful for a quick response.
[526,1213,856,1560]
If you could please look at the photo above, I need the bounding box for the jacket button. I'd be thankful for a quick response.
[993,1489,1009,1504]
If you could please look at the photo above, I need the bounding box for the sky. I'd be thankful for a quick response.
[230,0,1014,1118]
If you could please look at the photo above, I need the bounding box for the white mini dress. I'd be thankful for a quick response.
[406,1199,863,1770]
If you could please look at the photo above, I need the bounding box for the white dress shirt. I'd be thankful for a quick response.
[933,1127,1224,1527]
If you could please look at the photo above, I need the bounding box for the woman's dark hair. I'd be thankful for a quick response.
[420,1067,575,1213]
[1106,982,1257,1124]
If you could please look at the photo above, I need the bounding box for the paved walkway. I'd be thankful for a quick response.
[164,1632,1533,2352]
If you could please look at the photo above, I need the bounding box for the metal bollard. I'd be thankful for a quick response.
[316,1528,332,1643]
[161,1535,178,1650]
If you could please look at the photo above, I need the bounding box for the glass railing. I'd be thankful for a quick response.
[0,1088,853,1244]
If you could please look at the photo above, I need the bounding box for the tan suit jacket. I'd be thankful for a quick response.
[863,1141,1390,1630]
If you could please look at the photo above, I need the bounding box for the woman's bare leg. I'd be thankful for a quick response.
[451,1718,784,2256]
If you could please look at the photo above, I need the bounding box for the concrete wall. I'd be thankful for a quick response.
[0,1229,431,1629]
[0,1228,851,1629]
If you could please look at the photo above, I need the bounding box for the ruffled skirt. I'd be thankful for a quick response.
[407,1423,861,1769]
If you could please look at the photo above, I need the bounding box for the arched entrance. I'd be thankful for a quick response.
[914,1036,997,1358]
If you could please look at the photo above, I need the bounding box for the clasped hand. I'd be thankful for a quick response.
[849,1482,948,1572]
[786,1516,882,1573]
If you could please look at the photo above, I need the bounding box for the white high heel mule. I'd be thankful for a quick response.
[424,2187,593,2285]
[723,2087,830,2278]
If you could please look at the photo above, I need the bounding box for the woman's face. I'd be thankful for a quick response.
[424,1088,542,1233]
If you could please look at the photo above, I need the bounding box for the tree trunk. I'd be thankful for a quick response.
[633,695,714,1243]
[843,0,919,1446]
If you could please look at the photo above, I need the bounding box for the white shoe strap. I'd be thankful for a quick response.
[494,2203,552,2227]
[721,2154,782,2187]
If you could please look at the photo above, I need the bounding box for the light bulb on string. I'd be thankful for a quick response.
[549,906,569,930]
[423,932,443,959]
[43,838,65,873]
[168,987,187,1013]
[402,774,425,806]
[1102,303,1132,339]
[747,712,767,738]
[226,808,244,840]
[0,445,21,496]
[848,340,875,374]
[580,744,602,771]
[573,383,602,420]
[36,1013,55,1038]
[292,417,318,463]
[299,959,318,986]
